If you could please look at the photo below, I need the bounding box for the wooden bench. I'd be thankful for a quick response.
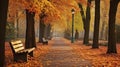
[42,38,48,45]
[9,40,35,62]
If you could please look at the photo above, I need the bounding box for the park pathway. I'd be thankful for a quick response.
[41,37,92,67]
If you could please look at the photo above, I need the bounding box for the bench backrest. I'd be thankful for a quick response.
[42,38,47,41]
[9,40,25,53]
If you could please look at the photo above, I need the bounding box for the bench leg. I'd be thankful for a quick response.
[28,51,33,57]
[43,41,48,45]
[14,53,27,62]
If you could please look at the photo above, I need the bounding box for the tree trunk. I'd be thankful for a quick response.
[39,14,46,43]
[78,3,87,43]
[100,2,107,40]
[107,0,119,53]
[105,26,108,40]
[84,0,91,45]
[92,0,100,48]
[39,20,45,43]
[25,9,36,48]
[78,0,91,45]
[46,24,51,39]
[100,21,105,40]
[39,19,45,43]
[78,3,86,29]
[0,0,9,66]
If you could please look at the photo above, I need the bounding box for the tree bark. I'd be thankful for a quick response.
[92,0,100,48]
[107,0,119,53]
[0,0,9,66]
[39,13,46,43]
[78,4,86,29]
[100,21,105,40]
[39,19,45,43]
[83,0,91,45]
[25,9,36,48]
[46,24,51,39]
[78,0,91,45]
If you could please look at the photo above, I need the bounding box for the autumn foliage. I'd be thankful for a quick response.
[72,42,120,67]
[4,0,120,66]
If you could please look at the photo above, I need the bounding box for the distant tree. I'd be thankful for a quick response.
[107,0,119,53]
[100,1,107,40]
[46,24,51,39]
[0,0,9,66]
[38,0,61,43]
[25,9,36,48]
[15,11,19,38]
[5,22,16,40]
[75,29,79,41]
[92,0,100,48]
[8,0,23,38]
[64,29,71,39]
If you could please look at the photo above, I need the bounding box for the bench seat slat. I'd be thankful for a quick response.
[17,47,35,53]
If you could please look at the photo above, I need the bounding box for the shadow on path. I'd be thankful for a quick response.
[41,37,92,67]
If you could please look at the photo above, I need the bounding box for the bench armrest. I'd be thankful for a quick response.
[17,50,28,54]
[24,47,35,53]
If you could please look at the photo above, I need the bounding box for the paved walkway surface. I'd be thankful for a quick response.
[41,37,92,67]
